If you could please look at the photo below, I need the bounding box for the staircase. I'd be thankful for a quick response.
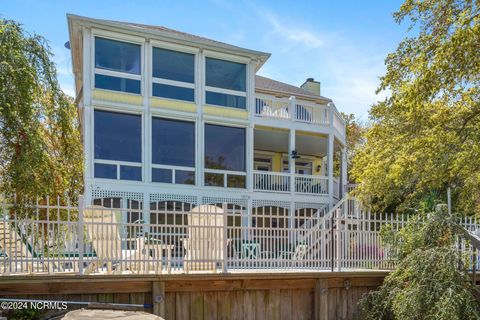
[300,193,364,267]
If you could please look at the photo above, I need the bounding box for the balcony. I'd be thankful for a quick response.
[255,95,346,138]
[253,171,328,195]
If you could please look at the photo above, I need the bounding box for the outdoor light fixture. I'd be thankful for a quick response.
[316,165,321,172]
[291,150,300,159]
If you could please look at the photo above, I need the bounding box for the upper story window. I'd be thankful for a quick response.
[94,110,142,181]
[204,124,246,188]
[205,57,246,109]
[94,37,141,94]
[152,47,195,102]
[151,117,195,185]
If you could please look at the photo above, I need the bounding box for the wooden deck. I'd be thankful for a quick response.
[0,271,388,319]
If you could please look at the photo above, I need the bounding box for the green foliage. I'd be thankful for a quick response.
[351,0,480,214]
[0,19,83,202]
[358,207,480,320]
[341,112,366,182]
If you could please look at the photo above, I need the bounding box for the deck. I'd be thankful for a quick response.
[0,271,387,319]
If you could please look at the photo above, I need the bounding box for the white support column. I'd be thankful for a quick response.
[246,124,254,190]
[289,96,296,121]
[327,136,334,208]
[144,40,151,185]
[341,148,348,198]
[289,129,296,194]
[196,50,205,187]
[246,60,256,191]
[82,27,92,204]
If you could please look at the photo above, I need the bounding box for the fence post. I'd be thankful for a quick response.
[78,195,85,275]
[330,209,335,272]
[222,203,228,273]
[336,208,342,272]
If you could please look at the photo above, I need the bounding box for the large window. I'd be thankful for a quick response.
[94,37,141,94]
[205,57,246,109]
[151,117,195,185]
[94,110,142,181]
[204,124,246,188]
[152,47,195,102]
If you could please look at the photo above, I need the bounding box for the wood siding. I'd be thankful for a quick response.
[0,272,386,320]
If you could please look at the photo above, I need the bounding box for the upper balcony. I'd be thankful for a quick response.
[254,94,346,141]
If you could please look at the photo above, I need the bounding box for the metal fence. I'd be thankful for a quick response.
[1,194,477,276]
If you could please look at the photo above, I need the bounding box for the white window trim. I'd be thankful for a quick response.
[152,77,195,89]
[150,44,198,102]
[205,86,247,97]
[91,31,145,95]
[151,164,195,185]
[94,160,142,181]
[92,108,144,181]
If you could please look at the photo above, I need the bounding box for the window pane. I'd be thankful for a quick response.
[94,110,141,162]
[152,47,194,83]
[152,83,194,102]
[175,170,195,185]
[227,175,246,188]
[95,37,140,74]
[152,118,195,167]
[120,165,142,181]
[205,172,223,187]
[205,124,245,171]
[205,57,246,91]
[94,163,117,179]
[206,91,246,109]
[152,168,172,183]
[95,74,141,94]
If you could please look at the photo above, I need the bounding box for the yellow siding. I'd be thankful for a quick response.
[204,105,248,120]
[272,153,282,172]
[313,158,322,176]
[150,98,197,113]
[92,90,143,105]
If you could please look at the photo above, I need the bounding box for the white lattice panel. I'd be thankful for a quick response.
[149,193,197,205]
[252,199,290,209]
[91,189,144,202]
[201,197,247,208]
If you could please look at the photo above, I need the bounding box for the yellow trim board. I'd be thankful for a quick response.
[203,105,248,119]
[92,90,143,105]
[150,98,197,113]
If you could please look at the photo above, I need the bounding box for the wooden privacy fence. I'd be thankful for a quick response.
[1,194,479,276]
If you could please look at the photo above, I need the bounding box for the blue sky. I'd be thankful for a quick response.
[3,0,407,120]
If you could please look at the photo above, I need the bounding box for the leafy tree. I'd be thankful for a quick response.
[352,0,480,213]
[358,205,480,320]
[0,19,82,202]
[341,112,366,182]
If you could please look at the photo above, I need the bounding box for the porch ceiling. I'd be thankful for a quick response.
[254,129,328,157]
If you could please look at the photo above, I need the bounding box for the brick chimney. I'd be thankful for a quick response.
[300,78,321,96]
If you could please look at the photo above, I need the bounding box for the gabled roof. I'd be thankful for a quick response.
[255,75,332,103]
[67,14,270,70]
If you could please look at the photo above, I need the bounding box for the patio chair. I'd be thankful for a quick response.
[0,218,53,274]
[83,206,152,274]
[183,205,226,273]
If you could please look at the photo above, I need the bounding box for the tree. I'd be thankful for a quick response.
[0,19,83,202]
[358,205,480,320]
[351,0,480,214]
[341,112,366,182]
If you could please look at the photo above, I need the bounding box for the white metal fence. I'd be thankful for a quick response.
[1,194,479,276]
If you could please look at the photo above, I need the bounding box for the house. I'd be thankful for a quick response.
[67,14,347,231]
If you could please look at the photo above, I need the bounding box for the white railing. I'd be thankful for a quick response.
[255,96,290,120]
[255,95,332,127]
[253,171,290,192]
[333,177,340,199]
[295,175,328,195]
[8,194,479,275]
[333,110,346,137]
[295,102,329,125]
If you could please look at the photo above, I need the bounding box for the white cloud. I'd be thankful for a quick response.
[259,10,324,49]
[252,8,387,118]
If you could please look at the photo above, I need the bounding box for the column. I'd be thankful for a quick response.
[327,134,334,207]
[341,148,348,198]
